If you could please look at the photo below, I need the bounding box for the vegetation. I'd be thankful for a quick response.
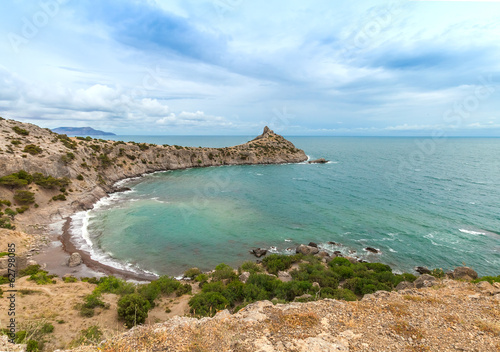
[23,144,42,155]
[12,126,29,135]
[13,190,35,204]
[57,134,77,149]
[117,293,151,328]
[70,325,103,347]
[52,194,67,201]
[76,174,84,181]
[61,152,75,164]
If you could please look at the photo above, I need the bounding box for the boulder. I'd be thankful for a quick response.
[278,271,292,282]
[333,251,342,256]
[308,158,328,164]
[364,247,380,254]
[27,259,38,267]
[414,274,437,288]
[415,266,431,275]
[316,251,329,258]
[476,281,500,295]
[239,272,251,283]
[250,248,268,258]
[312,282,320,289]
[308,242,318,248]
[452,267,478,280]
[68,252,82,267]
[296,244,319,255]
[395,281,414,291]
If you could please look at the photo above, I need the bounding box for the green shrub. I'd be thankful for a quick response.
[262,254,296,275]
[184,268,202,279]
[176,283,192,297]
[472,275,500,284]
[23,144,42,155]
[0,174,29,188]
[320,287,357,301]
[364,262,392,273]
[79,307,95,317]
[195,274,209,282]
[211,263,236,281]
[188,292,229,317]
[28,272,55,285]
[61,152,75,164]
[41,323,54,334]
[0,276,10,284]
[63,275,77,283]
[275,280,313,301]
[221,281,245,305]
[26,339,39,352]
[11,140,22,145]
[12,126,29,135]
[291,262,339,289]
[153,276,181,295]
[117,293,151,328]
[98,154,112,167]
[76,174,84,181]
[19,265,42,277]
[52,194,66,201]
[137,283,161,307]
[13,190,35,204]
[57,134,77,149]
[81,277,99,285]
[0,200,12,206]
[32,173,70,189]
[83,293,108,309]
[430,268,445,278]
[328,257,352,267]
[16,206,29,214]
[4,208,16,219]
[95,276,135,295]
[239,261,262,274]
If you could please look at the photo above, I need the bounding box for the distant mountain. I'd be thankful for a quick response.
[52,127,116,136]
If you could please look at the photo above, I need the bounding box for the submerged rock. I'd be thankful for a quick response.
[296,244,319,255]
[250,248,268,258]
[415,266,432,275]
[364,247,380,254]
[308,158,328,164]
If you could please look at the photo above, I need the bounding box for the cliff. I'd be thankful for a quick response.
[0,118,307,228]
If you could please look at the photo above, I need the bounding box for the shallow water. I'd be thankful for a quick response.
[70,137,500,276]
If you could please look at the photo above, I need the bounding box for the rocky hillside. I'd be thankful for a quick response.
[63,278,500,352]
[0,118,307,228]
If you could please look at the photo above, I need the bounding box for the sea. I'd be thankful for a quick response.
[68,136,500,277]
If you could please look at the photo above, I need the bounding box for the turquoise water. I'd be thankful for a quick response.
[72,137,500,277]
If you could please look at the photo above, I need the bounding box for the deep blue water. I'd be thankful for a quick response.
[70,136,500,277]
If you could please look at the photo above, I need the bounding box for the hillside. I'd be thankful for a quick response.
[51,127,116,136]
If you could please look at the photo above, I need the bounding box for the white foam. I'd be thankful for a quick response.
[459,229,486,236]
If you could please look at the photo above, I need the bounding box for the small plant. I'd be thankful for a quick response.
[76,174,84,181]
[14,190,35,204]
[12,126,29,135]
[117,293,151,328]
[52,194,66,201]
[23,144,42,155]
[70,325,103,347]
[11,140,22,145]
[63,276,78,283]
[184,268,202,279]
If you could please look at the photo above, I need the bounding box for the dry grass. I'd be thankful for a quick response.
[403,295,442,305]
[384,302,410,317]
[475,320,500,336]
[391,320,424,341]
[266,310,320,338]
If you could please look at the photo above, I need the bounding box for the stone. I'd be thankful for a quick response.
[312,282,320,289]
[250,248,268,258]
[316,251,329,258]
[308,158,328,164]
[27,259,38,266]
[415,266,431,275]
[278,271,292,282]
[345,256,358,264]
[68,252,82,267]
[365,247,380,254]
[414,274,437,288]
[395,281,414,291]
[239,272,251,283]
[308,242,318,248]
[476,281,500,295]
[452,267,478,280]
[296,244,319,255]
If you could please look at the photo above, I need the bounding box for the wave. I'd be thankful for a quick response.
[459,228,486,236]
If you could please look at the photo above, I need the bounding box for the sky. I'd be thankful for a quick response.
[0,0,499,136]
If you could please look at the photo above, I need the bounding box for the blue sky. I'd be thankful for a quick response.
[0,0,499,135]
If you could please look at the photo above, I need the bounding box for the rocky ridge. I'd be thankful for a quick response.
[64,279,500,352]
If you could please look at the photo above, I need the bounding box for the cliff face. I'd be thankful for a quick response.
[0,118,307,226]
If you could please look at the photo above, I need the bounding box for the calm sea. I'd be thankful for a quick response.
[69,136,500,277]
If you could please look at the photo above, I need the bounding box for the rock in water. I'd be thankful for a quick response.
[415,266,431,275]
[452,266,478,280]
[296,244,319,255]
[308,158,328,164]
[250,248,268,258]
[68,252,82,267]
[308,242,318,248]
[365,247,380,254]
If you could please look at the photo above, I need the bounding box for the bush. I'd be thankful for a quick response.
[95,276,135,295]
[0,171,31,188]
[76,174,84,181]
[184,268,201,279]
[70,325,103,347]
[26,339,39,352]
[137,283,161,307]
[98,154,112,168]
[275,280,313,301]
[28,272,55,285]
[117,293,151,328]
[472,275,500,284]
[16,206,29,214]
[13,190,35,204]
[262,254,296,275]
[176,283,192,297]
[52,194,66,201]
[23,144,42,155]
[239,261,262,274]
[83,293,108,309]
[320,287,357,301]
[61,152,75,164]
[41,323,54,334]
[0,276,10,284]
[19,264,41,277]
[188,292,229,317]
[211,263,237,281]
[12,126,29,135]
[154,276,181,295]
[33,173,70,189]
[4,208,16,219]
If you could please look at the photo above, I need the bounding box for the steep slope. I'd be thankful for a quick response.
[0,118,307,228]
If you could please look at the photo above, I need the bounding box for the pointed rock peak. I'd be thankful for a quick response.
[253,126,275,141]
[263,126,271,134]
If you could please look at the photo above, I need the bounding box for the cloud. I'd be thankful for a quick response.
[156,110,233,128]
